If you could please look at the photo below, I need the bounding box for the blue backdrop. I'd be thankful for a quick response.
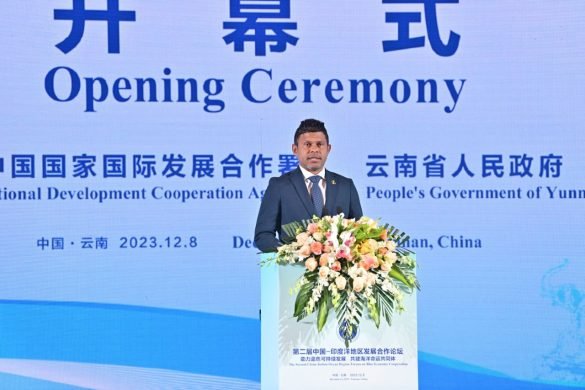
[1,1,584,388]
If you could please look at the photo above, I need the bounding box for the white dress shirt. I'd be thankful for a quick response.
[299,166,326,206]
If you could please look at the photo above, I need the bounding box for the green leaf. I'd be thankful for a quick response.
[334,290,348,321]
[374,284,395,327]
[396,232,409,246]
[369,300,380,328]
[317,289,330,332]
[281,219,313,243]
[389,265,414,289]
[294,279,314,318]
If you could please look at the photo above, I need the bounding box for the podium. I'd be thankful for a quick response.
[261,254,418,389]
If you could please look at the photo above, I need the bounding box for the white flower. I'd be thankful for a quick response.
[348,265,360,279]
[401,255,415,267]
[329,223,339,249]
[313,231,324,241]
[339,230,352,242]
[382,279,400,296]
[341,217,355,228]
[380,261,391,272]
[366,272,377,286]
[335,275,347,290]
[364,285,373,298]
[353,277,366,293]
[384,251,398,265]
[386,240,397,252]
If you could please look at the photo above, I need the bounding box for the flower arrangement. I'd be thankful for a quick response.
[268,214,419,346]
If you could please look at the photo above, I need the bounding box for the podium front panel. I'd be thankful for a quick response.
[261,255,418,390]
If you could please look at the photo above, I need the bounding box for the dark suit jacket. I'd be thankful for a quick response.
[254,167,363,252]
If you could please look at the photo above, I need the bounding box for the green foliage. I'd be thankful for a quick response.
[367,297,380,328]
[373,283,395,327]
[282,220,307,244]
[317,289,330,332]
[386,225,411,247]
[334,290,366,346]
[389,265,413,289]
[391,261,420,291]
[293,271,317,319]
[353,223,384,241]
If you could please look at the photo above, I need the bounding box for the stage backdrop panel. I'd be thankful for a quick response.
[1,1,584,388]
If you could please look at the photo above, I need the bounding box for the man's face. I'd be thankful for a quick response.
[292,131,331,173]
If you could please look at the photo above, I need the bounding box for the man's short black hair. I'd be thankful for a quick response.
[294,118,329,145]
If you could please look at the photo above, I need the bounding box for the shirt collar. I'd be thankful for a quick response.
[299,165,325,181]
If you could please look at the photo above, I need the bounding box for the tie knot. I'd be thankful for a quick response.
[309,175,321,184]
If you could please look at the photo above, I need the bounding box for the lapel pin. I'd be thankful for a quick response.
[331,180,336,185]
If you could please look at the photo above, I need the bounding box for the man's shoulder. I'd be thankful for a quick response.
[269,168,354,185]
[326,170,354,183]
[268,168,301,185]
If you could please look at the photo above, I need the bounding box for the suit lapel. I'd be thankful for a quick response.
[325,170,339,216]
[289,168,314,217]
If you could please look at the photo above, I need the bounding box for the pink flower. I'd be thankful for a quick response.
[305,257,318,272]
[331,260,342,272]
[310,241,323,255]
[319,254,329,267]
[359,254,379,271]
[299,244,311,257]
[336,245,351,260]
[307,223,319,234]
[296,232,309,245]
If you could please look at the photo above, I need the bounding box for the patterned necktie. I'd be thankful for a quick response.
[308,175,324,217]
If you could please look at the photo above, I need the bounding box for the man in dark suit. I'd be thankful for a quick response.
[254,119,363,252]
